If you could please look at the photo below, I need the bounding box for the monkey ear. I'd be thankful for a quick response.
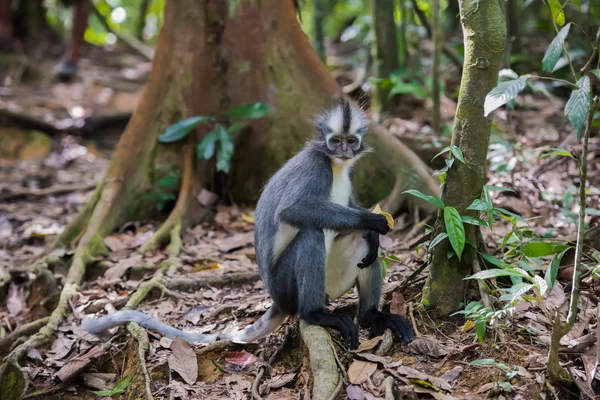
[313,115,332,136]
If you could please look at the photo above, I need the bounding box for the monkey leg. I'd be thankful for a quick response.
[356,255,414,343]
[283,229,359,349]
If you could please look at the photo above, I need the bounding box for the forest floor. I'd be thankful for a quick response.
[2,44,600,400]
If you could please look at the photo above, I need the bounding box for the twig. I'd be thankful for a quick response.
[408,303,421,337]
[166,271,260,292]
[547,96,598,383]
[375,329,394,356]
[400,263,428,292]
[128,325,154,400]
[90,4,153,60]
[0,317,50,351]
[384,376,395,400]
[472,258,491,309]
[252,326,291,400]
[410,0,463,71]
[0,182,98,201]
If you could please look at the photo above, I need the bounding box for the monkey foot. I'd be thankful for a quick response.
[362,307,414,343]
[302,310,359,349]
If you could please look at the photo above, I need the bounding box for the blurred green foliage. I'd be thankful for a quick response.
[44,0,165,45]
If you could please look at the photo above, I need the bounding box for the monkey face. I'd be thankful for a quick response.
[314,98,370,161]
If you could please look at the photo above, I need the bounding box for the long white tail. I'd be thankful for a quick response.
[82,306,286,345]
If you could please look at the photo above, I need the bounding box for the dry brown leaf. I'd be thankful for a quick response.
[214,232,254,252]
[266,373,296,389]
[7,284,24,316]
[265,388,294,400]
[56,345,106,382]
[104,254,142,280]
[347,360,378,384]
[546,281,566,310]
[353,336,383,353]
[168,338,198,385]
[440,366,463,383]
[224,351,258,367]
[390,290,406,318]
[405,337,451,358]
[396,366,452,392]
[346,384,366,400]
[184,308,201,325]
[48,337,76,360]
[104,235,127,251]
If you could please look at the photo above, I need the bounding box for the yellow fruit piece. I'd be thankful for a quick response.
[372,204,395,229]
[241,214,255,223]
[462,320,475,332]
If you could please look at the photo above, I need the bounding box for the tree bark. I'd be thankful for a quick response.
[370,0,399,121]
[432,0,442,133]
[422,0,506,316]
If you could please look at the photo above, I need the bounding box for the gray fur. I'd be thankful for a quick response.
[82,99,412,347]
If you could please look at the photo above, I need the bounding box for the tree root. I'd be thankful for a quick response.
[370,123,441,216]
[0,182,98,201]
[141,143,203,255]
[0,317,50,353]
[299,321,342,400]
[252,326,291,399]
[166,271,260,292]
[127,324,154,400]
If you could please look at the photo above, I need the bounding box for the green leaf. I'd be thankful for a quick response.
[545,249,568,289]
[450,145,466,164]
[227,121,247,134]
[466,199,490,212]
[586,208,600,216]
[466,268,528,280]
[509,283,535,302]
[591,69,600,79]
[484,185,516,193]
[92,376,132,397]
[224,102,269,119]
[402,190,445,209]
[469,359,498,367]
[565,76,591,139]
[475,318,486,343]
[519,241,571,258]
[461,216,488,227]
[216,125,234,173]
[158,175,178,187]
[158,116,211,143]
[430,232,449,249]
[547,0,565,25]
[533,275,548,296]
[444,206,465,260]
[197,130,218,160]
[499,381,513,393]
[573,0,581,10]
[539,147,575,159]
[479,253,507,267]
[542,23,571,73]
[484,75,531,117]
[431,146,451,161]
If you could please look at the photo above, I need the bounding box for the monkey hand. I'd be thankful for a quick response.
[357,230,379,268]
[361,307,414,343]
[363,214,390,235]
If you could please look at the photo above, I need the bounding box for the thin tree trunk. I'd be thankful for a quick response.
[313,0,326,61]
[370,0,399,121]
[422,0,506,316]
[506,0,522,56]
[432,0,442,133]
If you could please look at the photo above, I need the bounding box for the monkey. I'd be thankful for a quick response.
[82,98,414,349]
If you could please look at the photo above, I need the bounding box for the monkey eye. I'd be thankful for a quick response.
[347,137,357,145]
[331,137,342,144]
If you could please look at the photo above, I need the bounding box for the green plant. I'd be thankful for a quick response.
[468,359,519,392]
[157,102,269,174]
[142,174,180,212]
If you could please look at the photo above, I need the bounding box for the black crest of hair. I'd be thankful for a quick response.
[341,97,352,134]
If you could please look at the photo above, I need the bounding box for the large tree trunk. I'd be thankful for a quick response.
[422,0,506,316]
[369,0,399,121]
[0,1,439,398]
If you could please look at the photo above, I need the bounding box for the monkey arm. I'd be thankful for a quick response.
[279,200,389,234]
